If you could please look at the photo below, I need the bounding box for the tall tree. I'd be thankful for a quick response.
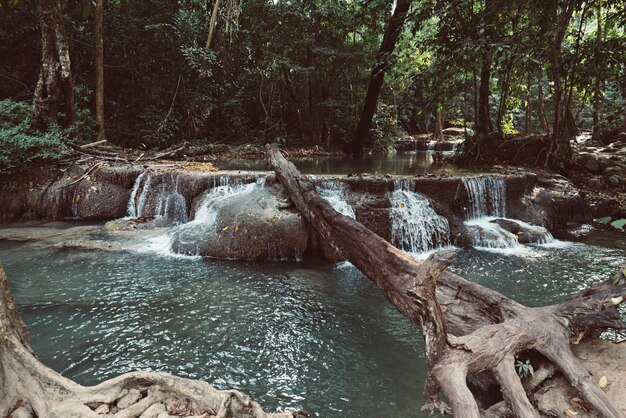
[32,0,77,130]
[95,0,105,141]
[346,0,413,154]
[476,0,496,137]
[592,0,604,137]
[540,0,578,166]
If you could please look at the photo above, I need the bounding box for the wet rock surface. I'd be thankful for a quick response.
[169,184,309,260]
[0,161,595,257]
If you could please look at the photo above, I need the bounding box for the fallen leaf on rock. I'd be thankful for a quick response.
[569,398,589,411]
[565,409,578,417]
[598,375,609,388]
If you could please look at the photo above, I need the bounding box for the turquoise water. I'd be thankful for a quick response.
[0,225,624,416]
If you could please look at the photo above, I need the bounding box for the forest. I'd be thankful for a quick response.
[1,0,626,418]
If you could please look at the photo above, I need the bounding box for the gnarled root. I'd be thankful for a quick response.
[266,144,626,418]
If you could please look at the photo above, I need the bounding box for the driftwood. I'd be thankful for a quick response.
[0,264,295,417]
[266,144,626,418]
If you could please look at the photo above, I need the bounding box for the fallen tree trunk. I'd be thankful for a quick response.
[0,266,295,417]
[266,144,626,417]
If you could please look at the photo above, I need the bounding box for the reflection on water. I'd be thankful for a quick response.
[218,151,466,175]
[0,226,624,417]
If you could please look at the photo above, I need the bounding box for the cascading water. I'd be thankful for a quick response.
[317,181,355,219]
[160,176,261,256]
[153,173,188,224]
[127,171,187,223]
[461,175,506,219]
[127,172,151,218]
[389,179,450,253]
[460,176,556,250]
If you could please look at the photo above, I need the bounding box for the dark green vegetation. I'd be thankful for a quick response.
[0,0,625,167]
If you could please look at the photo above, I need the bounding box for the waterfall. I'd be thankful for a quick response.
[389,180,450,253]
[464,218,520,249]
[459,176,556,250]
[465,217,555,249]
[154,173,188,224]
[192,176,253,223]
[461,176,506,219]
[71,186,80,219]
[317,181,355,219]
[164,176,260,256]
[426,141,436,151]
[127,172,152,218]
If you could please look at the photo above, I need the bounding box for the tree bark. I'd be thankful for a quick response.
[543,1,576,167]
[32,0,77,130]
[266,144,626,418]
[307,48,326,146]
[346,0,412,154]
[592,0,604,137]
[537,81,550,135]
[433,105,444,140]
[0,264,295,418]
[476,0,495,137]
[621,74,626,132]
[206,0,220,49]
[524,72,532,136]
[94,0,105,142]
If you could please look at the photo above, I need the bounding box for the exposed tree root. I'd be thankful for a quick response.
[0,267,296,418]
[266,144,626,417]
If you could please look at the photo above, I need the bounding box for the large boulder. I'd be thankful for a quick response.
[575,153,601,174]
[169,184,308,260]
[74,180,131,219]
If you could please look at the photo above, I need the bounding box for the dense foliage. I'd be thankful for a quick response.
[0,99,71,170]
[0,0,625,152]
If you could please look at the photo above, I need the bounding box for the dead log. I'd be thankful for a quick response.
[0,265,295,417]
[266,144,626,417]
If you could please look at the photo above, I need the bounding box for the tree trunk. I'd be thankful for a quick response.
[282,67,305,142]
[495,60,513,134]
[0,264,294,418]
[307,49,325,146]
[346,0,412,154]
[543,1,576,167]
[32,0,77,130]
[476,0,495,138]
[537,81,550,135]
[266,144,626,418]
[206,0,220,49]
[524,72,532,136]
[621,74,626,132]
[433,105,444,140]
[94,0,105,142]
[592,1,604,137]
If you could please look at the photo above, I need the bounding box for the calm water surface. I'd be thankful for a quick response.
[0,226,624,417]
[217,151,466,176]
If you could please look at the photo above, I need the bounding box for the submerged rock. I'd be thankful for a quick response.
[170,184,308,260]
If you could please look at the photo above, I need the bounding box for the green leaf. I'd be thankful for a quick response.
[594,217,612,224]
[610,219,626,229]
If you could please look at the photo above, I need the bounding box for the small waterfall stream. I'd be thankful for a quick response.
[389,180,450,254]
[126,172,187,223]
[317,181,355,219]
[461,176,506,219]
[460,176,555,249]
[161,176,260,256]
[127,172,151,218]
